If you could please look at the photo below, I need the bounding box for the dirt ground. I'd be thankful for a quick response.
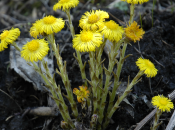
[0,0,175,130]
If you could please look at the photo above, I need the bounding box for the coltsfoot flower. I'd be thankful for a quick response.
[30,15,65,37]
[125,21,145,43]
[0,28,20,51]
[53,0,79,11]
[79,10,109,31]
[101,20,124,42]
[152,95,174,112]
[73,30,103,52]
[21,39,49,62]
[73,86,90,103]
[121,0,149,4]
[30,20,42,39]
[136,57,158,78]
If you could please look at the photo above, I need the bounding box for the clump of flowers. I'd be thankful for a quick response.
[0,28,20,51]
[136,57,158,78]
[152,95,174,112]
[21,39,49,62]
[101,20,124,42]
[125,21,145,42]
[73,30,103,52]
[121,0,149,4]
[53,0,79,11]
[79,10,109,31]
[73,86,90,102]
[30,15,65,38]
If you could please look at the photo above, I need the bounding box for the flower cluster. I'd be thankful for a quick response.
[0,28,20,52]
[73,9,125,52]
[152,95,174,112]
[73,86,90,103]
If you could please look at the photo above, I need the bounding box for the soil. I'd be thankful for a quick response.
[0,0,175,130]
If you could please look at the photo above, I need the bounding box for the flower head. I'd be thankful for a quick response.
[30,20,42,39]
[21,39,49,62]
[73,86,90,103]
[152,95,174,112]
[30,16,65,37]
[73,30,103,52]
[101,20,124,42]
[121,0,149,4]
[53,0,79,11]
[125,21,145,43]
[79,10,109,31]
[0,28,20,51]
[136,57,158,78]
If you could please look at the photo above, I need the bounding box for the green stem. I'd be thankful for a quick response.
[32,61,75,128]
[151,109,162,130]
[47,34,78,118]
[12,42,21,52]
[65,9,87,86]
[103,71,144,129]
[89,51,98,113]
[129,3,135,25]
[98,39,124,126]
[106,42,127,113]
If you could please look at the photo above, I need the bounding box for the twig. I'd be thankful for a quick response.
[165,109,175,130]
[162,40,175,49]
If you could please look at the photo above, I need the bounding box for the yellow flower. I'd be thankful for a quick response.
[79,10,109,31]
[136,57,158,78]
[73,30,103,52]
[101,20,124,42]
[0,28,20,51]
[125,21,145,43]
[152,95,174,112]
[73,86,89,103]
[21,39,49,62]
[30,20,42,39]
[53,0,79,11]
[30,15,65,37]
[121,0,149,4]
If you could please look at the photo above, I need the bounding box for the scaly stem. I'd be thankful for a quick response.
[12,42,21,52]
[106,42,127,113]
[33,61,75,128]
[47,34,78,118]
[65,9,87,86]
[129,3,135,25]
[98,39,124,127]
[89,51,98,113]
[151,109,162,130]
[103,71,144,129]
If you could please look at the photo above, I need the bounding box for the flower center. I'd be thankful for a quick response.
[80,31,93,42]
[43,16,56,24]
[159,99,167,105]
[88,14,99,24]
[0,30,9,40]
[59,0,70,3]
[27,40,39,51]
[105,21,118,30]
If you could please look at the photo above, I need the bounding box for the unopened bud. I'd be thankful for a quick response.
[61,121,69,129]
